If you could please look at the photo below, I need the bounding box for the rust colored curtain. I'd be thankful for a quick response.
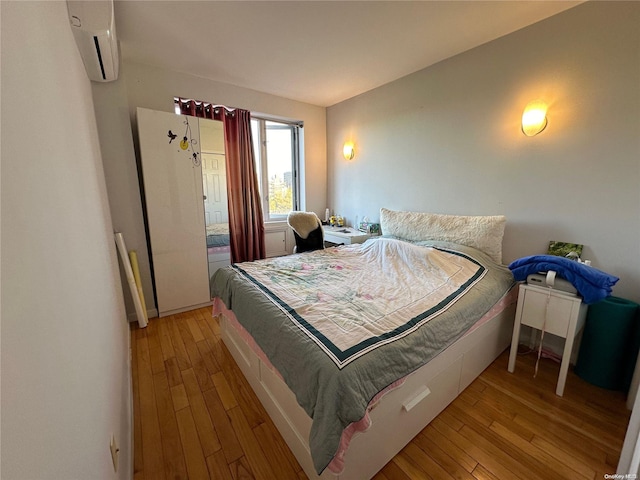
[177,98,265,263]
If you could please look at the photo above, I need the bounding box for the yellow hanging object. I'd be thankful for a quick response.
[180,137,189,150]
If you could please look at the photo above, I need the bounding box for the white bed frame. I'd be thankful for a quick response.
[220,302,516,480]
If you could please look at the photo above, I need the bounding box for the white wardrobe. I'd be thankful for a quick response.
[137,107,228,317]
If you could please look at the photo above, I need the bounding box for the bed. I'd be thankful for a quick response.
[206,222,230,248]
[210,208,516,479]
[206,222,231,280]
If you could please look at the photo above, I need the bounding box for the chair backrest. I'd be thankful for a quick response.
[287,211,324,253]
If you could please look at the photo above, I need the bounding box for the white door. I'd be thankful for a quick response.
[136,107,210,316]
[202,153,228,225]
[199,118,228,225]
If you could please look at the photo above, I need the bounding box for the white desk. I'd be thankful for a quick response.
[323,226,372,245]
[508,283,587,396]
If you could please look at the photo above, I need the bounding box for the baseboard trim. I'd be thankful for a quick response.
[127,308,158,323]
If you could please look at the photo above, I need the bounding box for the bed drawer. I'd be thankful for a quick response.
[377,355,461,425]
[343,355,463,479]
[220,317,260,379]
[259,361,312,442]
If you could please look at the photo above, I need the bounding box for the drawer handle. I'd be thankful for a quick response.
[402,386,431,412]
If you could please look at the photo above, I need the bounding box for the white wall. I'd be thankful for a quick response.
[92,79,156,320]
[1,2,132,479]
[93,61,326,315]
[122,61,327,216]
[327,1,640,302]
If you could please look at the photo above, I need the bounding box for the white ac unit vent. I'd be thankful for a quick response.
[67,0,119,82]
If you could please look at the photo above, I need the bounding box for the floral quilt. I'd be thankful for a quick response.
[232,237,486,367]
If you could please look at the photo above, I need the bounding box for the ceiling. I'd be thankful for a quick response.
[114,1,582,107]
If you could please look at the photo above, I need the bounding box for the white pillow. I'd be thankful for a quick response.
[379,208,506,264]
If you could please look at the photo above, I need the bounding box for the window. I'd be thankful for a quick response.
[251,117,302,222]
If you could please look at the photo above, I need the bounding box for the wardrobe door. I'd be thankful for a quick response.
[137,107,210,316]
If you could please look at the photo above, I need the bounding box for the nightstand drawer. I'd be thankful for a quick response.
[520,289,574,337]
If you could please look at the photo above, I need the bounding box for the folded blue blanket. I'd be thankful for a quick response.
[509,255,619,304]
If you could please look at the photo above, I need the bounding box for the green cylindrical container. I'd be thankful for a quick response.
[575,296,640,391]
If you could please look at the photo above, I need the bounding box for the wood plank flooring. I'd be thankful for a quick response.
[132,307,631,479]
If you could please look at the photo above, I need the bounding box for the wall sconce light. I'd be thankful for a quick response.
[521,100,548,136]
[343,142,355,160]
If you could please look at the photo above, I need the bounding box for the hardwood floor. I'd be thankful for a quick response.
[132,307,631,479]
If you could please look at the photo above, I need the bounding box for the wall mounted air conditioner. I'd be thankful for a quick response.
[67,0,119,82]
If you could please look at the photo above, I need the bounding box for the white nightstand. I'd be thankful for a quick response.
[323,226,372,245]
[507,283,588,396]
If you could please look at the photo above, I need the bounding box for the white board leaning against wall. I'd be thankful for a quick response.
[136,107,211,316]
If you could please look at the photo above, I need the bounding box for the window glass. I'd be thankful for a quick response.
[252,117,301,221]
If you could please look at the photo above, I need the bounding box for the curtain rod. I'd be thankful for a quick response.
[175,97,236,112]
